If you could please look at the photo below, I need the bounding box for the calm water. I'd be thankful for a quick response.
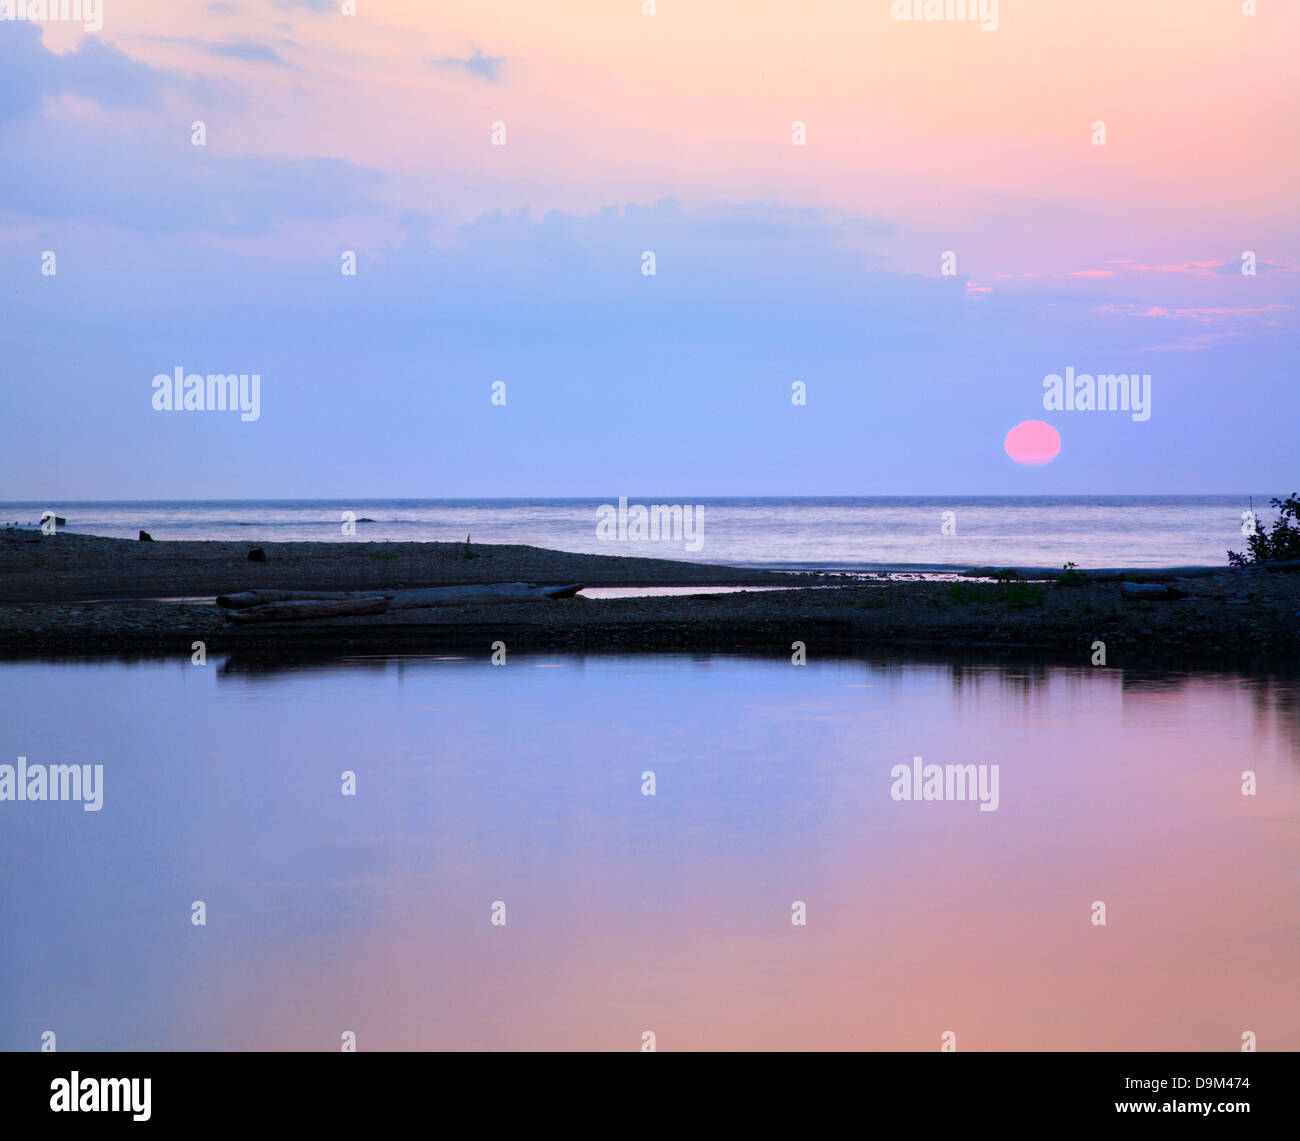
[1,653,1297,1051]
[0,495,1274,569]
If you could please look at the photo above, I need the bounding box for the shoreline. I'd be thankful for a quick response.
[0,532,820,603]
[2,532,1297,664]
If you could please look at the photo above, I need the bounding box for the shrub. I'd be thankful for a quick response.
[1058,561,1086,587]
[1228,493,1300,566]
[947,579,1045,608]
[1001,582,1047,609]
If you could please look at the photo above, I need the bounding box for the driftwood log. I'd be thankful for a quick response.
[224,597,391,625]
[218,589,390,609]
[219,582,584,623]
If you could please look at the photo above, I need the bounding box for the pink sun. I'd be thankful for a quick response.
[1004,420,1061,466]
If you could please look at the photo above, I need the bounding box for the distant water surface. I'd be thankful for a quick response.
[0,496,1271,570]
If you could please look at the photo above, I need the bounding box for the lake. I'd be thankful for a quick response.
[1,652,1296,1051]
[0,495,1273,570]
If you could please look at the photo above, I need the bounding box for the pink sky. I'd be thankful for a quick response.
[4,1,1296,496]
[60,0,1294,281]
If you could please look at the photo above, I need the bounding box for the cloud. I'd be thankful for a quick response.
[1140,331,1247,352]
[1091,300,1295,351]
[1094,302,1292,322]
[431,47,505,83]
[1060,258,1300,283]
[187,37,301,69]
[0,23,377,233]
[0,21,173,119]
[0,118,384,231]
[692,202,894,241]
[135,32,302,63]
[0,29,378,232]
[1127,260,1230,277]
[398,210,439,233]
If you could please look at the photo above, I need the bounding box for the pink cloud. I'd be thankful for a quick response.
[1092,303,1291,322]
[1140,331,1246,352]
[1127,260,1228,276]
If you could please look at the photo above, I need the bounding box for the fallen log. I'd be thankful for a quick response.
[217,583,585,613]
[224,597,390,625]
[218,589,387,609]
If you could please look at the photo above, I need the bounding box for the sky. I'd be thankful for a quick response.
[1,0,1297,498]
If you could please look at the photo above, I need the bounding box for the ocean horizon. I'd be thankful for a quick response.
[1,494,1279,571]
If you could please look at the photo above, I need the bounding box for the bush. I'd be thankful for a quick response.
[1058,561,1086,587]
[947,578,1045,608]
[948,583,983,605]
[1001,582,1047,609]
[1228,493,1300,566]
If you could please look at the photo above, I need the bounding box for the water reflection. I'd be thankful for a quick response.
[1,653,1296,1051]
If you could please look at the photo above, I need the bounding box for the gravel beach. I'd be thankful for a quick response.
[1,531,1296,663]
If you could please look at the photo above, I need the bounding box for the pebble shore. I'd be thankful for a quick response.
[1,532,1296,664]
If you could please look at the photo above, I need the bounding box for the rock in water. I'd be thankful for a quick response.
[138,530,153,542]
[248,548,267,562]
